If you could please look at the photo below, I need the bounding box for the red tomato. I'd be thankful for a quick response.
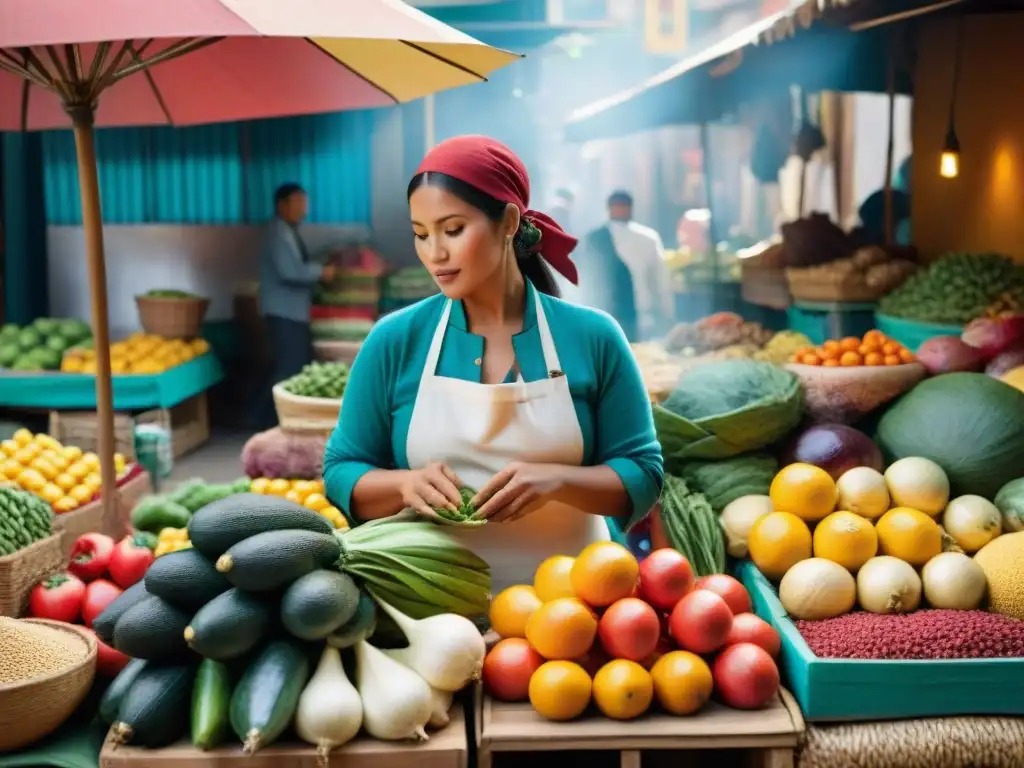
[649,504,671,550]
[88,629,132,677]
[67,533,115,583]
[639,636,673,670]
[28,572,86,623]
[668,589,733,654]
[108,534,155,589]
[597,597,661,662]
[82,579,124,628]
[573,643,611,677]
[483,638,545,702]
[695,574,752,616]
[638,548,694,610]
[712,642,780,710]
[725,613,781,658]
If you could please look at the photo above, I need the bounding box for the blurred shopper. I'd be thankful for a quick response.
[578,190,674,342]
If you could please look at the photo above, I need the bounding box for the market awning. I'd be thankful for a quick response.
[454,20,616,51]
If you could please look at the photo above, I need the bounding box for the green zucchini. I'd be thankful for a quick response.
[280,570,360,640]
[93,581,150,645]
[99,658,148,725]
[230,640,310,754]
[184,589,272,659]
[191,659,232,750]
[327,591,377,649]
[112,663,195,747]
[188,494,332,560]
[113,595,192,660]
[216,529,342,592]
[144,548,231,610]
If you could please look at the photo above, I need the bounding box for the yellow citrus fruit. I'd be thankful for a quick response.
[62,446,83,462]
[69,484,95,504]
[569,541,639,608]
[533,555,576,602]
[489,585,543,639]
[650,651,714,716]
[47,453,69,472]
[84,473,102,492]
[53,497,79,514]
[34,434,60,451]
[813,511,879,572]
[67,462,90,481]
[747,511,813,580]
[524,597,598,660]
[292,480,317,498]
[13,447,38,466]
[284,489,303,504]
[16,469,46,492]
[303,493,329,512]
[55,473,77,492]
[0,439,19,457]
[12,428,33,446]
[592,659,654,720]
[250,477,271,494]
[268,478,291,496]
[528,661,592,721]
[31,458,58,481]
[875,507,942,567]
[1,460,22,480]
[770,463,838,522]
[82,452,101,470]
[39,483,64,505]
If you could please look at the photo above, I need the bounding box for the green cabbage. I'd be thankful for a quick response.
[876,373,1024,500]
[654,360,803,460]
[678,453,778,512]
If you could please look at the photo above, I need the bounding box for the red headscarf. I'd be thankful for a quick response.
[414,135,579,285]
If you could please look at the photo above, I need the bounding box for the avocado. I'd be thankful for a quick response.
[0,345,18,367]
[17,328,41,350]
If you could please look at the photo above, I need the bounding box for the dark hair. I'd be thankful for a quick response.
[407,172,560,297]
[607,189,633,207]
[274,182,305,207]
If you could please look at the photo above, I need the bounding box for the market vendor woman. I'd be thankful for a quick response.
[323,135,663,593]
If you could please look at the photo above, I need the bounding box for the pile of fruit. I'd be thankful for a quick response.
[94,497,491,755]
[61,334,210,375]
[790,330,916,367]
[280,362,349,400]
[0,486,55,556]
[27,532,154,676]
[0,317,92,371]
[248,477,346,529]
[0,429,127,513]
[482,542,782,721]
[131,478,253,548]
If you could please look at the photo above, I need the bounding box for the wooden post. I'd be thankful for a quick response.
[883,32,897,245]
[70,107,118,521]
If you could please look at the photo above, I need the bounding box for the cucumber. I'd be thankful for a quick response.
[191,658,232,750]
[99,658,148,725]
[216,530,342,592]
[184,589,272,659]
[144,548,231,610]
[188,494,332,560]
[280,570,360,640]
[327,591,377,649]
[230,640,310,754]
[113,595,193,660]
[93,581,150,644]
[112,663,195,747]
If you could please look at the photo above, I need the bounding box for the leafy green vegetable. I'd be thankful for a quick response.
[433,487,486,526]
[281,361,349,399]
[678,453,777,512]
[657,476,725,577]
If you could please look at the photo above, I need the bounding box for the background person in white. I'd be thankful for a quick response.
[605,190,675,340]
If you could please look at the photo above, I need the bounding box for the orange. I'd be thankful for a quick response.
[839,351,862,367]
[822,340,841,356]
[533,555,576,602]
[864,352,885,366]
[524,597,597,660]
[747,511,813,580]
[570,541,639,608]
[863,330,887,346]
[839,337,861,352]
[650,651,714,716]
[813,511,878,572]
[800,353,822,366]
[884,355,902,366]
[822,359,840,367]
[528,661,592,721]
[592,659,653,720]
[489,585,543,639]
[899,347,916,363]
[770,463,837,522]
[875,507,942,567]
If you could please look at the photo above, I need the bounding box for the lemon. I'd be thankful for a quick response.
[55,473,77,492]
[16,469,46,492]
[48,454,69,472]
[13,429,33,447]
[63,446,83,462]
[31,458,58,481]
[80,360,97,374]
[67,462,90,481]
[34,434,60,451]
[62,357,85,373]
[39,483,64,505]
[82,452,100,471]
[84,474,102,492]
[1,460,23,480]
[114,453,127,473]
[14,445,40,464]
[0,439,19,457]
[250,477,271,494]
[268,478,291,496]
[303,493,329,512]
[69,485,95,504]
[53,497,79,514]
[190,339,210,356]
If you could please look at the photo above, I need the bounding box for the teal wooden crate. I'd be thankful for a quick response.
[875,313,962,352]
[787,302,876,346]
[736,560,1024,722]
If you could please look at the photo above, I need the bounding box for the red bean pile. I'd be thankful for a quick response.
[796,610,1024,660]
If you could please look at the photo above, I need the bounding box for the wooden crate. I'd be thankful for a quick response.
[100,705,468,768]
[476,686,804,768]
[49,392,210,461]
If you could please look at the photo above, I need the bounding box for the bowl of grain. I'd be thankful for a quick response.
[0,617,97,751]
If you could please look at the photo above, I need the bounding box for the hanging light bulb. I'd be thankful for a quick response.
[940,129,960,179]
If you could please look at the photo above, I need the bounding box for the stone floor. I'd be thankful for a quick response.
[163,429,251,490]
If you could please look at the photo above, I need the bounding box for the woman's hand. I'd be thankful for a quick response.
[472,463,565,523]
[399,462,464,520]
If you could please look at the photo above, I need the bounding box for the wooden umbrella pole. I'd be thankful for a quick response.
[69,105,118,522]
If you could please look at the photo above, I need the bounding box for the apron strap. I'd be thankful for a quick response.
[532,286,563,373]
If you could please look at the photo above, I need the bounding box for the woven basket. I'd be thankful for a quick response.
[0,534,64,617]
[786,270,885,303]
[53,497,109,556]
[741,263,791,309]
[135,295,210,339]
[273,384,341,433]
[0,617,97,751]
[785,362,926,425]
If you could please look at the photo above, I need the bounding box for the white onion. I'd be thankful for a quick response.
[884,457,950,517]
[836,467,890,519]
[720,495,773,558]
[856,556,922,614]
[921,552,987,609]
[942,495,1002,553]
[779,558,856,620]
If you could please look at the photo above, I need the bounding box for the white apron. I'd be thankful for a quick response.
[406,287,609,594]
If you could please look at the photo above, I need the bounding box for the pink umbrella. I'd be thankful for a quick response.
[0,0,520,518]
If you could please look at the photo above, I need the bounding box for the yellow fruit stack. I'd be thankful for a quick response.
[61,334,210,375]
[154,527,192,557]
[0,429,127,513]
[248,477,348,530]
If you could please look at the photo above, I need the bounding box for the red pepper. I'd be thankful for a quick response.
[82,578,123,628]
[108,533,156,589]
[67,533,116,582]
[28,571,86,623]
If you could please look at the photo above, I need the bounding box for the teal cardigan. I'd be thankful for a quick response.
[322,286,664,531]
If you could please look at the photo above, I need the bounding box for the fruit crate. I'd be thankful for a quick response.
[475,684,803,768]
[737,560,1024,721]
